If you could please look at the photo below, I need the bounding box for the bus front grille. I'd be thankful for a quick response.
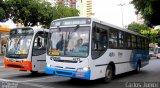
[55,70,73,76]
[54,59,77,63]
[7,64,24,68]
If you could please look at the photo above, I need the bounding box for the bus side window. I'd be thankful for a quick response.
[91,24,108,59]
[32,32,48,56]
[109,28,118,48]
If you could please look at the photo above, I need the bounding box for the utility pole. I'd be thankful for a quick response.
[118,3,125,28]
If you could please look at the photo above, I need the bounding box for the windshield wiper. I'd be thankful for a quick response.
[56,25,79,32]
[73,25,80,32]
[57,26,61,31]
[63,25,80,55]
[17,36,26,44]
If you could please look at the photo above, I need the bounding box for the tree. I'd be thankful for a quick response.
[4,0,55,27]
[4,0,79,28]
[128,22,149,33]
[53,4,79,20]
[127,22,160,43]
[0,0,9,22]
[131,0,160,27]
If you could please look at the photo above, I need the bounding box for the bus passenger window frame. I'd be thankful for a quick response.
[32,32,48,56]
[109,28,118,49]
[91,23,109,60]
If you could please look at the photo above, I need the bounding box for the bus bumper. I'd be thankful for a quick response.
[45,67,91,80]
[4,58,32,71]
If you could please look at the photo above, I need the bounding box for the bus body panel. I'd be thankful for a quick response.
[45,56,90,80]
[89,49,149,80]
[4,57,32,71]
[32,53,46,71]
[90,49,132,80]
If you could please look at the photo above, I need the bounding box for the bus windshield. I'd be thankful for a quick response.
[48,26,90,57]
[155,48,160,54]
[6,34,33,58]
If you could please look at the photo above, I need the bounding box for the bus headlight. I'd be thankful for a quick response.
[47,64,51,67]
[23,59,28,62]
[77,67,90,72]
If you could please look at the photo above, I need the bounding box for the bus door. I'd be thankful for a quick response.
[91,23,109,79]
[32,32,48,71]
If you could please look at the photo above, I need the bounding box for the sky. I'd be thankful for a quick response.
[0,0,137,28]
[0,19,16,28]
[92,0,137,28]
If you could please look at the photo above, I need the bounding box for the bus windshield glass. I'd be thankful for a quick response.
[6,28,33,58]
[48,26,90,57]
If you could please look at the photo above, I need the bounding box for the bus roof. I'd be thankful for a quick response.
[0,27,10,32]
[11,27,49,33]
[52,16,147,38]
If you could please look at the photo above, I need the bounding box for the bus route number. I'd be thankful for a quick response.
[109,52,115,57]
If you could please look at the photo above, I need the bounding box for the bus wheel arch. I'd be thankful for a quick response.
[102,62,115,83]
[109,62,116,76]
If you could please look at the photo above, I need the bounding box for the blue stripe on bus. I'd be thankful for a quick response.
[130,49,149,70]
[45,67,90,80]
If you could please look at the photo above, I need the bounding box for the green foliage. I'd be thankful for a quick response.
[0,8,5,21]
[53,4,79,19]
[127,22,159,43]
[131,0,160,26]
[4,0,55,27]
[128,22,149,33]
[0,0,9,22]
[2,0,79,28]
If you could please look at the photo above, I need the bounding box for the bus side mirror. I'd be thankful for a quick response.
[4,45,7,48]
[3,44,7,55]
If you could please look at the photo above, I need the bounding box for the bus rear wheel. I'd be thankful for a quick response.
[102,65,113,83]
[135,61,141,73]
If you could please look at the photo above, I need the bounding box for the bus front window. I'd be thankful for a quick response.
[6,35,32,58]
[48,26,90,57]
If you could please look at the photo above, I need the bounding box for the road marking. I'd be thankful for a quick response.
[0,66,4,68]
[0,78,20,82]
[0,78,55,88]
[21,82,55,88]
[0,76,52,83]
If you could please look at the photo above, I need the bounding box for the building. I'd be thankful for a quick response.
[47,0,94,17]
[47,0,76,8]
[0,25,10,54]
[79,0,94,17]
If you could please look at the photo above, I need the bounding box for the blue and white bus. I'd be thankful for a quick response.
[45,17,149,82]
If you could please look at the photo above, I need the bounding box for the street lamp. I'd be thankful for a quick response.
[118,3,125,28]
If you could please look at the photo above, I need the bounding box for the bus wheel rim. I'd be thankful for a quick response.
[106,66,112,80]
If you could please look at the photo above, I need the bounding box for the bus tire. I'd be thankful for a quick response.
[30,71,38,74]
[102,65,113,83]
[70,78,78,81]
[135,61,141,73]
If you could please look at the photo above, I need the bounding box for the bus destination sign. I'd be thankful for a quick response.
[50,18,91,27]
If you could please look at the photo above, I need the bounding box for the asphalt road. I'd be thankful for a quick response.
[0,56,160,88]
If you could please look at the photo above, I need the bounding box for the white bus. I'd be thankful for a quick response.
[45,17,149,82]
[4,27,48,73]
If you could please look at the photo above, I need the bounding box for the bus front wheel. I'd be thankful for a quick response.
[102,65,113,83]
[30,71,38,74]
